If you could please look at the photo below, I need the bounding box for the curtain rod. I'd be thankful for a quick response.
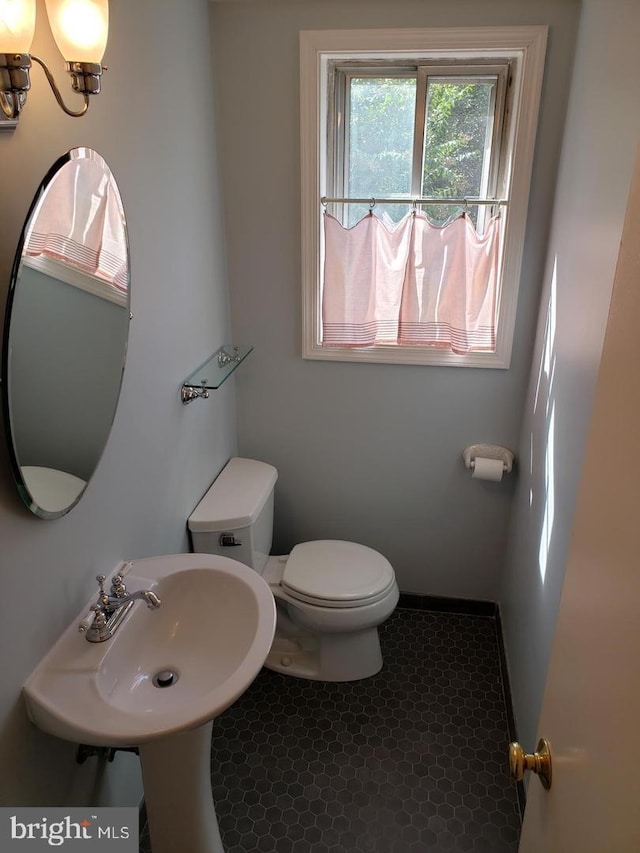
[321,196,507,207]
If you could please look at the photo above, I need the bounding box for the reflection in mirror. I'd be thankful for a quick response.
[1,148,129,518]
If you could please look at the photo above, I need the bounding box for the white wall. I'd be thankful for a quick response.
[0,0,235,807]
[211,0,580,599]
[500,0,640,751]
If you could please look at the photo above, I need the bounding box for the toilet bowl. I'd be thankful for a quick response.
[188,458,399,681]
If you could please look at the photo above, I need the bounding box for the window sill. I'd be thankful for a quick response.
[302,340,510,369]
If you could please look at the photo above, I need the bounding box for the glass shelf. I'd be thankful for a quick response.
[181,345,253,403]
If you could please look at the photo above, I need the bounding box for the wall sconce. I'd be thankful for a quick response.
[0,0,108,120]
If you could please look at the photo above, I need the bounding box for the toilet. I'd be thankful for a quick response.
[188,457,399,682]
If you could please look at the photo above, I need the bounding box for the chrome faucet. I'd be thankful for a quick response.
[102,586,162,611]
[100,571,161,608]
[79,572,161,643]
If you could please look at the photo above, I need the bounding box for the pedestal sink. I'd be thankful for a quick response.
[23,554,277,853]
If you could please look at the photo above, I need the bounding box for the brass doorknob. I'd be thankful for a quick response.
[508,738,552,790]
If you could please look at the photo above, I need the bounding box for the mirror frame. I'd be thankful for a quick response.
[1,148,130,519]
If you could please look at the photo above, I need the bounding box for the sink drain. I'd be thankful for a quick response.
[152,670,179,688]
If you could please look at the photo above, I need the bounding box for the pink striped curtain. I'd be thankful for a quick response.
[322,211,502,355]
[25,151,128,292]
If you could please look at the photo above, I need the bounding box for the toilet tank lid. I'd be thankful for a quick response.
[188,457,278,533]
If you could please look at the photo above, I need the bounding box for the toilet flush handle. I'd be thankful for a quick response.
[219,533,243,547]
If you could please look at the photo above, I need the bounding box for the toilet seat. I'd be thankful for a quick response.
[280,540,396,609]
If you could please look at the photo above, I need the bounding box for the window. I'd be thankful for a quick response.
[333,63,508,231]
[300,27,548,368]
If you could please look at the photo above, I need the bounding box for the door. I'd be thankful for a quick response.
[518,146,640,851]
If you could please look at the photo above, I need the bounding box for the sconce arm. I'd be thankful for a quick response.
[30,54,89,118]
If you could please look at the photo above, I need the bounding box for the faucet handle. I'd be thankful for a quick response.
[78,609,96,633]
[110,573,127,598]
[79,604,106,634]
[90,604,107,628]
[95,575,110,608]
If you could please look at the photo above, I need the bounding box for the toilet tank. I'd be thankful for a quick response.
[188,457,278,573]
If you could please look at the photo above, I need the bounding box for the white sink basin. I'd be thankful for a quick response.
[23,554,276,747]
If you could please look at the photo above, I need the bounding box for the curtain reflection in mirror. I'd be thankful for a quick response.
[24,146,127,303]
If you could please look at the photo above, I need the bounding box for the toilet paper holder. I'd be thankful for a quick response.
[463,444,514,474]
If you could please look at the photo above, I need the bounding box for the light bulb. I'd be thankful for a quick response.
[44,0,108,63]
[0,0,36,54]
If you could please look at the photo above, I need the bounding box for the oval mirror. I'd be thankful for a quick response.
[1,148,130,518]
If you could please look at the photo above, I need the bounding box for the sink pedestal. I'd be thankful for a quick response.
[139,720,224,853]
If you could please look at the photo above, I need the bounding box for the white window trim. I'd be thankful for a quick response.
[300,26,548,369]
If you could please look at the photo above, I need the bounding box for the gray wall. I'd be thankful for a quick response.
[500,0,640,752]
[0,0,236,807]
[10,267,127,480]
[212,0,581,600]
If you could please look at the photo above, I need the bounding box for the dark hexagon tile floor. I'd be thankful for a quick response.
[140,608,521,852]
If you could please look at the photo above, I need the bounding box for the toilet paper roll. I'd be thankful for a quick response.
[472,457,504,482]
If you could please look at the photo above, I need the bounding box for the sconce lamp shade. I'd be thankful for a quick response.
[0,0,36,53]
[44,0,108,63]
[1,0,108,119]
